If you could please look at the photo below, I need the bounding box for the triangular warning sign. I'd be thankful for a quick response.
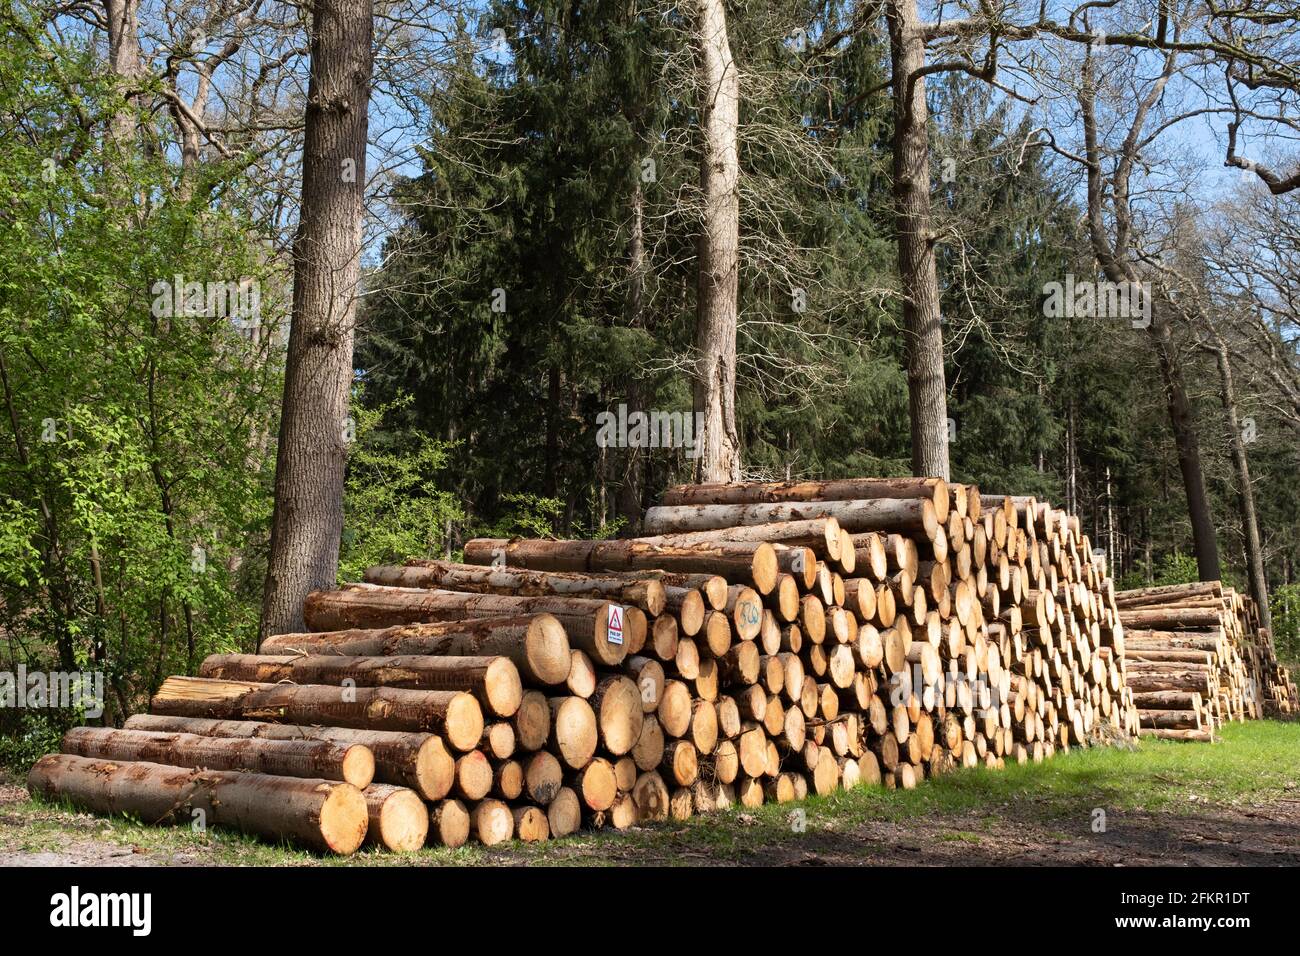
[608,606,623,630]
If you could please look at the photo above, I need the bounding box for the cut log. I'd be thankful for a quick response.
[589,676,644,757]
[642,498,940,539]
[199,653,523,719]
[454,750,493,800]
[428,799,470,848]
[481,722,516,760]
[1139,709,1202,730]
[632,771,670,821]
[573,757,618,811]
[632,715,666,772]
[625,656,665,713]
[635,518,843,558]
[513,690,551,751]
[1143,728,1215,742]
[1130,690,1203,710]
[727,586,764,641]
[548,696,599,769]
[493,759,524,800]
[524,751,564,804]
[512,805,550,842]
[27,754,368,855]
[150,676,484,751]
[471,799,514,845]
[365,560,667,615]
[566,649,597,698]
[260,615,571,687]
[657,680,694,738]
[300,586,629,667]
[660,478,949,522]
[462,538,779,595]
[362,784,428,851]
[547,787,583,837]
[61,727,374,789]
[123,714,453,800]
[664,587,706,636]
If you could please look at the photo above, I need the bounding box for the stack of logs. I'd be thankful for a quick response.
[27,477,1144,854]
[1116,580,1297,739]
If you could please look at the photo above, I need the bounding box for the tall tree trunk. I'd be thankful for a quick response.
[886,0,949,480]
[261,0,373,637]
[1076,53,1219,584]
[1148,303,1220,582]
[1211,338,1270,629]
[102,1,142,148]
[692,0,741,483]
[618,181,647,528]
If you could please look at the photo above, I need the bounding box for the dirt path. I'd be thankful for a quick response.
[4,779,1298,866]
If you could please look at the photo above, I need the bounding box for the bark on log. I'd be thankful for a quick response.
[28,754,368,855]
[301,586,629,666]
[642,497,939,538]
[61,727,374,788]
[462,538,779,595]
[199,653,522,718]
[660,478,949,522]
[123,714,453,800]
[259,615,571,687]
[150,676,483,750]
[364,560,667,616]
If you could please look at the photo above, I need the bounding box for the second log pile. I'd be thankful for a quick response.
[1115,581,1297,738]
[27,477,1147,853]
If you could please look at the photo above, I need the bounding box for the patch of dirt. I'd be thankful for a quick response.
[664,803,1300,867]
[0,780,207,867]
[4,774,1299,866]
[509,800,1300,867]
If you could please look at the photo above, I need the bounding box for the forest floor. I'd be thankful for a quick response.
[1,721,1297,867]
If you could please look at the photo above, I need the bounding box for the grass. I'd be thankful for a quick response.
[2,721,1297,866]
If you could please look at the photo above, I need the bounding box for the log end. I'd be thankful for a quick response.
[320,783,370,856]
[527,614,574,686]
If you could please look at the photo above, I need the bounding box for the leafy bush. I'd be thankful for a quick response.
[0,712,65,775]
[339,396,464,580]
[1270,584,1300,666]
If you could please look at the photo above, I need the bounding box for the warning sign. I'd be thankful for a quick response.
[607,604,625,646]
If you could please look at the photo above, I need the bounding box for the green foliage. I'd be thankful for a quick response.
[0,4,280,718]
[339,396,463,580]
[1153,552,1201,587]
[1270,584,1300,665]
[0,712,65,774]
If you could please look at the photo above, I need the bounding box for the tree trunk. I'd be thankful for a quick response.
[1148,303,1220,581]
[886,0,949,480]
[1211,339,1271,630]
[618,181,648,528]
[103,1,143,148]
[692,0,741,482]
[261,0,374,636]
